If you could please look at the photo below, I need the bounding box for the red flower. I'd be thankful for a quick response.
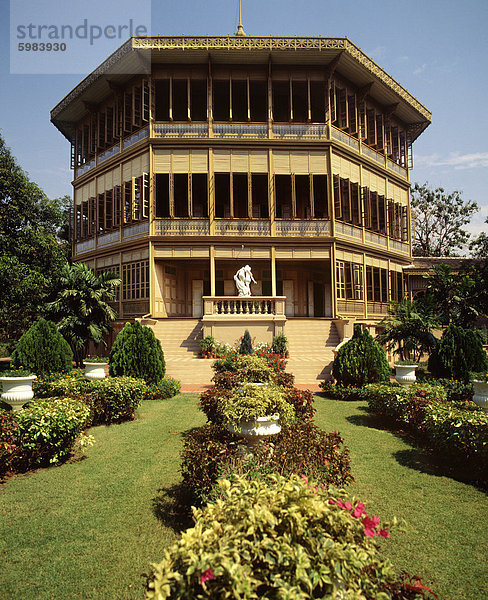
[378,529,390,538]
[352,502,365,519]
[200,569,214,584]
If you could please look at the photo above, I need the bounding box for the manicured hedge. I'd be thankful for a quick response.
[364,383,488,479]
[1,397,91,476]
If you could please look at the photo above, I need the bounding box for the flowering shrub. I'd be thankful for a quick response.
[146,474,401,600]
[83,355,109,363]
[213,349,286,378]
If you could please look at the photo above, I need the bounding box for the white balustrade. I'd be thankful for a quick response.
[203,296,285,317]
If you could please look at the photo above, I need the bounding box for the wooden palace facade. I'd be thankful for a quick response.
[51,35,431,353]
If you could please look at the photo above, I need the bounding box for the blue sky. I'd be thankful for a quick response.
[1,0,487,239]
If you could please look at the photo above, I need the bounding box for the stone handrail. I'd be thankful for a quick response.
[203,296,286,317]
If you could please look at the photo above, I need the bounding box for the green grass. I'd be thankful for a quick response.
[1,393,487,600]
[0,394,205,600]
[314,395,488,600]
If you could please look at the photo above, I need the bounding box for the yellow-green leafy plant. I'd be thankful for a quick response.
[219,384,295,426]
[234,353,273,383]
[146,474,399,600]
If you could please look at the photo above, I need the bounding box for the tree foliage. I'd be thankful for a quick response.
[47,262,120,365]
[411,182,478,257]
[109,321,165,383]
[470,217,488,258]
[424,263,488,327]
[0,134,69,342]
[11,318,73,374]
[428,325,488,382]
[333,325,390,386]
[376,297,438,363]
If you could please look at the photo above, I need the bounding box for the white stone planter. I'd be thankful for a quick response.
[472,381,488,412]
[84,362,108,381]
[228,415,281,445]
[0,375,37,411]
[394,364,417,387]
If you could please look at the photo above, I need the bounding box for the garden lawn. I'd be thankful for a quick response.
[1,394,487,600]
[0,394,205,600]
[314,395,488,600]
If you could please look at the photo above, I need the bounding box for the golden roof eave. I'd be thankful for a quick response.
[51,35,431,138]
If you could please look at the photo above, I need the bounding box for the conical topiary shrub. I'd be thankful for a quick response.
[332,324,390,386]
[428,325,488,383]
[239,329,254,355]
[10,318,73,374]
[109,321,165,382]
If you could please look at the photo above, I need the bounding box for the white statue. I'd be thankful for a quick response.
[234,265,256,297]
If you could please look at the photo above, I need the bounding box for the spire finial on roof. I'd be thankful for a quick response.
[236,0,246,36]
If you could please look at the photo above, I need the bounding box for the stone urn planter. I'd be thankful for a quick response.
[0,375,37,411]
[84,362,108,381]
[228,415,281,446]
[472,381,488,412]
[394,364,417,387]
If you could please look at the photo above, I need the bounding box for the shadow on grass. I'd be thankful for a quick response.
[152,482,194,534]
[346,406,488,493]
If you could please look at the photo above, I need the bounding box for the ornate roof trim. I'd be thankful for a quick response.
[51,36,431,123]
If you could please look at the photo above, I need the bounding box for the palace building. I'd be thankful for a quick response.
[51,34,431,383]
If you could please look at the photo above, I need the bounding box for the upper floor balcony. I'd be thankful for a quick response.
[74,122,409,181]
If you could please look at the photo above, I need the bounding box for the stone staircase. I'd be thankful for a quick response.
[284,319,339,384]
[148,317,340,387]
[150,319,214,385]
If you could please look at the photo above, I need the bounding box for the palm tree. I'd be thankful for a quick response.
[376,297,438,363]
[47,262,121,366]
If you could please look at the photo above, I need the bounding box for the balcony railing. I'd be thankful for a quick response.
[275,220,331,236]
[74,122,408,179]
[203,296,286,317]
[215,219,270,236]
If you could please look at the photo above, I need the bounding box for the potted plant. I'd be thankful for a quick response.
[394,360,418,386]
[199,336,217,358]
[0,368,37,411]
[83,356,109,380]
[220,384,295,444]
[471,372,488,411]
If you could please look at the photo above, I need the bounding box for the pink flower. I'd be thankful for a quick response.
[378,529,390,538]
[352,503,365,519]
[200,569,214,584]
[344,502,352,511]
[364,527,376,537]
[328,499,336,505]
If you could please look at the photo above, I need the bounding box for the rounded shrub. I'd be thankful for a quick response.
[11,318,73,374]
[146,474,398,600]
[332,324,390,386]
[14,397,91,468]
[428,325,488,383]
[109,321,165,383]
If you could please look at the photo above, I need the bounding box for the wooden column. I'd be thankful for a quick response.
[210,245,216,296]
[271,246,277,296]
